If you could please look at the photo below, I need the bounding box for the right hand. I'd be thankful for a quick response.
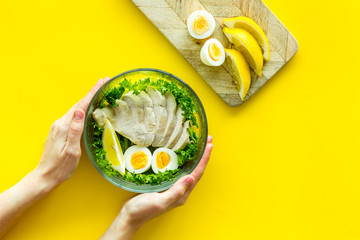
[101,136,214,240]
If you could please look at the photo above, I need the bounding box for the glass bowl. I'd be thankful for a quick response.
[83,68,208,193]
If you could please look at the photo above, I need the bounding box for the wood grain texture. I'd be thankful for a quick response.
[132,0,298,106]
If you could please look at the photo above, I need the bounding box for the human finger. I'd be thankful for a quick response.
[76,77,109,113]
[191,139,213,181]
[59,77,111,131]
[168,141,213,208]
[159,175,195,206]
[63,109,85,157]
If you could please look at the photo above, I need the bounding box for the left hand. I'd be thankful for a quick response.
[0,77,110,237]
[35,77,110,188]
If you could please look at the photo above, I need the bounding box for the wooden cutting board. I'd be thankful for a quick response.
[131,0,298,106]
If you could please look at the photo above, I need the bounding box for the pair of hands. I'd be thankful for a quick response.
[35,77,213,239]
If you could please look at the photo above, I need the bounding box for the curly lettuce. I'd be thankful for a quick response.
[176,128,199,166]
[92,121,179,185]
[99,86,125,108]
[91,77,200,185]
[126,77,199,128]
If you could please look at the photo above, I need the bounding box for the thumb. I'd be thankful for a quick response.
[65,109,85,152]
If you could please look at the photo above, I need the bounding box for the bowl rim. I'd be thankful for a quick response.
[83,68,208,193]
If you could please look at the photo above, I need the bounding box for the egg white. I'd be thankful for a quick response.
[124,145,152,174]
[151,148,178,174]
[187,10,216,39]
[200,38,225,66]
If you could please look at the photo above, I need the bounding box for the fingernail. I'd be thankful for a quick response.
[208,135,213,142]
[74,110,84,120]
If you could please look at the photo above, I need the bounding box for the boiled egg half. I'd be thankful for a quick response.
[200,38,225,66]
[124,145,152,174]
[151,148,178,174]
[187,10,216,39]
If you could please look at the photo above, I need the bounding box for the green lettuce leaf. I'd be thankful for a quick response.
[91,77,200,184]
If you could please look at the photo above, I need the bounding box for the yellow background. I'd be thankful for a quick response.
[1,0,359,239]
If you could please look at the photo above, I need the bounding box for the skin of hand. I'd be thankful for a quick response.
[35,77,110,188]
[101,136,213,240]
[0,77,110,237]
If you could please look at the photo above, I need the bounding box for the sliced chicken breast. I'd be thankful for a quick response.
[147,87,167,146]
[122,92,147,146]
[92,99,144,144]
[164,107,185,149]
[138,91,156,146]
[172,120,190,151]
[92,107,114,128]
[158,92,177,146]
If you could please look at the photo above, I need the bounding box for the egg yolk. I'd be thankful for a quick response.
[131,151,148,169]
[156,152,170,169]
[208,42,222,61]
[192,15,210,35]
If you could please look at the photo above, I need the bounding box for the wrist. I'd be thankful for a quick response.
[1,169,55,213]
[29,168,58,196]
[101,210,141,240]
[33,164,64,191]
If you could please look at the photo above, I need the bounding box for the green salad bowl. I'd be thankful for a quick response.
[83,68,208,193]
